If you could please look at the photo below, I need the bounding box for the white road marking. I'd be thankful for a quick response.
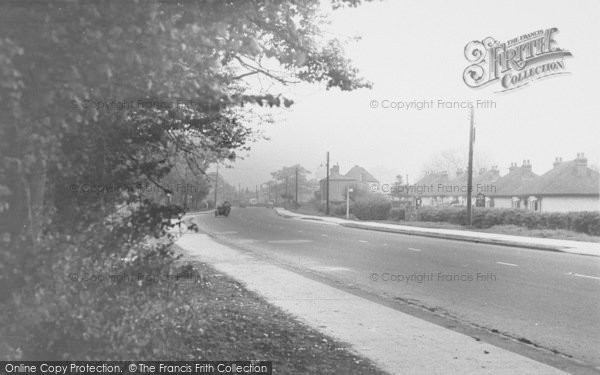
[298,230,303,233]
[321,234,328,237]
[214,231,238,235]
[310,266,352,272]
[268,239,312,244]
[566,272,600,281]
[407,247,421,252]
[359,240,369,243]
[496,261,519,267]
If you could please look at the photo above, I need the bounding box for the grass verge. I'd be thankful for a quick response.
[379,220,600,242]
[172,246,386,374]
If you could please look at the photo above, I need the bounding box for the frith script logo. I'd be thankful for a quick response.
[463,28,572,92]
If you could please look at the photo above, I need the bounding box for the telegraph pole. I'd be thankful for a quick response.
[326,151,330,215]
[466,107,475,226]
[214,163,219,208]
[285,176,289,208]
[295,166,299,208]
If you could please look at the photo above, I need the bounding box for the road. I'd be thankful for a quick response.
[191,207,600,370]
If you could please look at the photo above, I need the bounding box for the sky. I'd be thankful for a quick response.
[221,0,600,189]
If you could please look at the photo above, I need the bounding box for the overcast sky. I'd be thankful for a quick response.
[221,0,600,188]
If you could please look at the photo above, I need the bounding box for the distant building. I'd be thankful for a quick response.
[409,171,450,206]
[410,153,598,213]
[489,161,538,209]
[510,154,599,212]
[441,167,500,207]
[319,165,379,203]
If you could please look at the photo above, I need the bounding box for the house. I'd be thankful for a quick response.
[440,167,501,207]
[510,154,599,212]
[411,171,450,206]
[319,165,379,202]
[489,160,538,209]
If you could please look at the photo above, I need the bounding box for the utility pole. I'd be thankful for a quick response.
[295,166,299,209]
[406,174,409,204]
[466,107,475,226]
[326,151,330,215]
[285,176,289,209]
[214,163,219,208]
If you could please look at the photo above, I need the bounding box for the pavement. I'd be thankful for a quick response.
[177,232,567,375]
[274,207,600,257]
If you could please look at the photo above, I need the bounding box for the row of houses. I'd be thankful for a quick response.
[319,153,599,213]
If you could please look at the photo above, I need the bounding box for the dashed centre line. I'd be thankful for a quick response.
[496,261,519,267]
[268,239,313,244]
[358,240,369,243]
[566,272,600,281]
[407,247,421,252]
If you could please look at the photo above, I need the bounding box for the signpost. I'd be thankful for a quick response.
[476,192,485,207]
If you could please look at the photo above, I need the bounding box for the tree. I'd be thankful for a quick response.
[0,6,374,361]
[420,148,491,178]
[0,1,371,298]
[390,174,404,198]
[270,165,312,205]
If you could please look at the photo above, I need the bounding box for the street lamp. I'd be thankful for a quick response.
[346,186,353,219]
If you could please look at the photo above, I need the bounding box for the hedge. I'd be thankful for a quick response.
[353,195,391,221]
[415,207,600,236]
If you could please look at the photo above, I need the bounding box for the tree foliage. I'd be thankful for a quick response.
[0,0,371,359]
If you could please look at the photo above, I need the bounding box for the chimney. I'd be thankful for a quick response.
[575,153,588,177]
[331,164,340,175]
[490,165,500,178]
[508,162,517,172]
[522,160,532,172]
[553,157,563,168]
[455,168,464,177]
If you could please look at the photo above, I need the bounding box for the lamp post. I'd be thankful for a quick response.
[295,166,299,209]
[326,151,330,215]
[346,186,353,219]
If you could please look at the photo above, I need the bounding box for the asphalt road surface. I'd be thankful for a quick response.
[191,207,600,370]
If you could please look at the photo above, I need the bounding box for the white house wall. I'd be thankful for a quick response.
[540,196,599,213]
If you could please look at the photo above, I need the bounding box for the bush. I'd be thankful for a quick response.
[389,207,405,221]
[415,207,600,235]
[353,194,391,221]
[317,202,349,216]
[333,203,349,217]
[0,235,208,360]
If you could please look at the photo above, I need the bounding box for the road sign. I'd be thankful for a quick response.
[475,192,485,207]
